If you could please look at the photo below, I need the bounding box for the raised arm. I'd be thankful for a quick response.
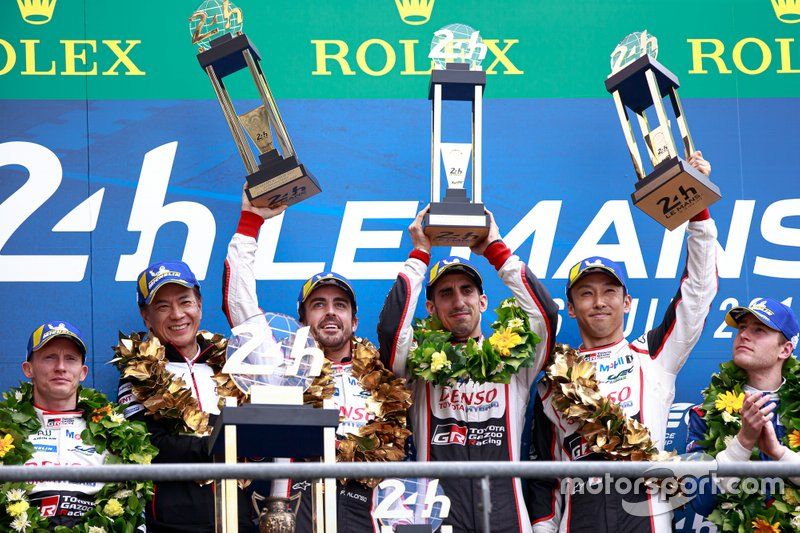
[473,210,559,386]
[645,152,718,373]
[222,188,287,328]
[377,207,429,378]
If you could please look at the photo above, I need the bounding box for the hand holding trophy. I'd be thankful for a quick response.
[605,30,721,230]
[190,0,321,208]
[423,24,491,247]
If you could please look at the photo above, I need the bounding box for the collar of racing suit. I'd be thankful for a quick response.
[156,333,214,364]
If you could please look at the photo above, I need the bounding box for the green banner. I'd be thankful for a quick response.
[1,0,799,99]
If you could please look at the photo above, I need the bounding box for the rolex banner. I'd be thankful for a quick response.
[2,0,800,519]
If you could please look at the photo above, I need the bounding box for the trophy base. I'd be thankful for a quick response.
[424,199,489,247]
[632,156,721,230]
[245,151,321,208]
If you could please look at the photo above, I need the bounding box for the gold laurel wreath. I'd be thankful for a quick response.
[546,344,672,461]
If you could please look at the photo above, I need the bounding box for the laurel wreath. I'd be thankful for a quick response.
[113,332,409,490]
[698,357,800,532]
[544,344,671,461]
[408,297,540,385]
[0,382,156,533]
[111,331,245,437]
[303,337,411,488]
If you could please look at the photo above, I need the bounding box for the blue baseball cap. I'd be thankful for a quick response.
[297,272,357,319]
[566,256,628,297]
[137,260,200,306]
[426,256,483,299]
[27,321,87,360]
[726,298,800,350]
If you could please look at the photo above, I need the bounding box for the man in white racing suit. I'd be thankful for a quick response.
[223,193,409,533]
[377,207,559,533]
[20,321,109,528]
[528,151,718,532]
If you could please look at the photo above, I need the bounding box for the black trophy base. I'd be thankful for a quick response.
[209,404,339,458]
[631,157,721,230]
[245,150,321,208]
[423,192,489,247]
[428,62,486,101]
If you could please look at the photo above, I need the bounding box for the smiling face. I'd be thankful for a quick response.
[732,313,792,373]
[426,272,488,341]
[22,337,88,410]
[302,285,357,359]
[567,272,631,349]
[140,283,202,358]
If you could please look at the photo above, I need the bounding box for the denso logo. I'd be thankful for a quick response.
[431,424,467,445]
[340,405,372,422]
[439,388,498,407]
[433,385,504,421]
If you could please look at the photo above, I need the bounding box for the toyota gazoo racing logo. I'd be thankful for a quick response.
[431,424,505,447]
[431,424,467,445]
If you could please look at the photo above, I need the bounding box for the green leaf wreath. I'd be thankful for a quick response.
[0,382,157,533]
[408,297,540,386]
[698,357,800,532]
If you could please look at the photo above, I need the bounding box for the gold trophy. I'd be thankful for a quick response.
[190,0,320,208]
[605,30,720,230]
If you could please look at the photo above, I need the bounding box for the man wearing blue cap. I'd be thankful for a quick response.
[222,191,409,532]
[377,206,559,533]
[117,260,253,531]
[12,323,105,526]
[530,152,718,532]
[686,298,800,522]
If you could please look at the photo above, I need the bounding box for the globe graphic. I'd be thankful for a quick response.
[429,23,486,70]
[611,31,658,72]
[189,0,243,51]
[226,312,320,394]
[374,478,447,530]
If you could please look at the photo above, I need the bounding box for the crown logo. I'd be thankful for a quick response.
[17,0,57,25]
[394,0,435,25]
[772,0,800,23]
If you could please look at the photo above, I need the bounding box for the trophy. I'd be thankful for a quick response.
[605,30,721,230]
[189,0,321,208]
[423,24,491,247]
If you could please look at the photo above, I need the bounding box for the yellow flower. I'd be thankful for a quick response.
[92,404,113,423]
[714,390,744,414]
[0,434,15,458]
[784,485,800,506]
[6,500,29,517]
[488,328,523,356]
[103,498,124,517]
[788,430,800,449]
[430,351,451,374]
[751,518,780,533]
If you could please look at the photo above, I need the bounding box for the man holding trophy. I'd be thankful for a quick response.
[377,24,559,533]
[222,191,411,532]
[527,31,720,532]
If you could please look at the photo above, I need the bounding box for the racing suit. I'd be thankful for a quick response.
[222,210,380,533]
[377,241,558,533]
[25,406,108,528]
[530,213,718,532]
[118,336,253,531]
[685,383,800,517]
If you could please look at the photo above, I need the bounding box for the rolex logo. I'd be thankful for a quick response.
[17,0,57,25]
[394,0,435,25]
[772,0,800,23]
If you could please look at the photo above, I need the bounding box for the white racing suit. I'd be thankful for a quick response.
[222,211,380,533]
[377,241,559,533]
[529,215,719,532]
[25,406,108,528]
